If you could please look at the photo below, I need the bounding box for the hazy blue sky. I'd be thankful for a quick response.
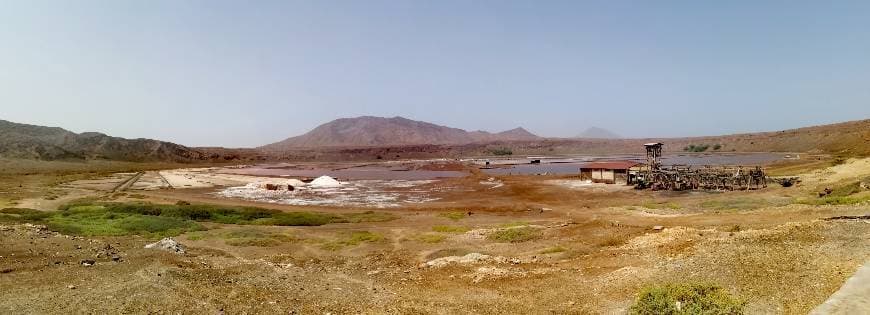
[2,1,869,147]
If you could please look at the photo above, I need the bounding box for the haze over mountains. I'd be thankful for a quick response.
[261,116,541,150]
[577,127,621,139]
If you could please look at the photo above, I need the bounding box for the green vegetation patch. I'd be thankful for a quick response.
[683,144,712,152]
[828,181,863,197]
[46,206,201,237]
[432,225,470,233]
[60,201,395,226]
[641,201,682,210]
[0,208,53,222]
[4,201,398,238]
[488,147,514,156]
[322,231,384,250]
[540,246,567,254]
[630,282,745,315]
[487,227,542,243]
[499,221,530,228]
[438,211,466,221]
[798,194,870,206]
[58,201,340,226]
[700,197,790,211]
[221,228,295,247]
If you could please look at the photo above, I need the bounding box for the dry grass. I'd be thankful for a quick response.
[414,233,447,244]
[321,231,384,250]
[487,227,541,243]
[432,225,470,233]
[630,282,745,314]
[438,211,466,221]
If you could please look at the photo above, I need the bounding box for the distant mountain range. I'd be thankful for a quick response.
[0,119,207,162]
[261,116,541,150]
[3,116,870,162]
[577,127,621,139]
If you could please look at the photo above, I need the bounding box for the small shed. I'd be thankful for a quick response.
[579,161,641,185]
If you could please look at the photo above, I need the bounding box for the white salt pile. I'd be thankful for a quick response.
[309,176,341,188]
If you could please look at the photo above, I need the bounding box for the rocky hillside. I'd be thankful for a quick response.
[262,116,541,149]
[0,119,208,162]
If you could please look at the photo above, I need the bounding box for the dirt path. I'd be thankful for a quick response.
[811,261,870,314]
[112,172,143,192]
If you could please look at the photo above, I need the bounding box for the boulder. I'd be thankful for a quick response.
[144,237,186,254]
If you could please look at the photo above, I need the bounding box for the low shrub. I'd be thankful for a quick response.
[11,201,395,237]
[439,211,466,221]
[488,147,513,156]
[828,181,862,197]
[598,234,630,247]
[45,207,201,237]
[222,229,295,247]
[487,227,541,243]
[0,208,53,222]
[322,231,384,250]
[432,225,470,233]
[629,282,745,314]
[642,201,682,210]
[683,144,711,153]
[500,221,530,228]
[540,246,567,254]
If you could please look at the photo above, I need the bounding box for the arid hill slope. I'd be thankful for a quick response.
[495,118,870,156]
[0,119,208,162]
[261,116,541,149]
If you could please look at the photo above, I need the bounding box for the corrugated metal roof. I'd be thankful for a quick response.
[579,161,640,170]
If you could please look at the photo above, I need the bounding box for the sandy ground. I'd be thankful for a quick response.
[1,158,870,313]
[158,168,269,189]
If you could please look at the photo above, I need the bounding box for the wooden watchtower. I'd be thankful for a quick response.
[644,142,664,171]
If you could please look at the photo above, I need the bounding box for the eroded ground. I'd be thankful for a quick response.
[1,158,869,314]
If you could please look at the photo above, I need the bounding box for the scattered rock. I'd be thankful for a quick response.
[653,225,664,231]
[824,215,870,221]
[67,285,76,290]
[111,255,122,262]
[420,253,507,268]
[80,259,95,266]
[144,237,186,254]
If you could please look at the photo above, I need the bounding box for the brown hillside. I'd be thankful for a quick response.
[261,116,541,149]
[0,119,209,162]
